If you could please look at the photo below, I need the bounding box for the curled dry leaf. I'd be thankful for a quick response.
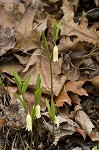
[74,105,99,141]
[14,53,30,65]
[75,128,86,140]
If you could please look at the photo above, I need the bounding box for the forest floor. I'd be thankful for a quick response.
[0,0,99,149]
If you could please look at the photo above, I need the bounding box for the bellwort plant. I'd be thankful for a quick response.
[13,71,42,148]
[42,20,61,149]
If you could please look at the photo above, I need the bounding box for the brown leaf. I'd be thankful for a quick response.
[69,93,81,105]
[56,86,71,106]
[0,61,24,75]
[90,75,99,87]
[14,53,30,65]
[58,37,85,53]
[61,0,98,44]
[0,26,16,56]
[20,55,66,96]
[56,80,88,107]
[0,4,15,28]
[65,80,88,96]
[75,128,86,140]
[74,105,95,138]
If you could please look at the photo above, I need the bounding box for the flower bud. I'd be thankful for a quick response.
[26,112,32,131]
[35,105,41,119]
[53,45,58,62]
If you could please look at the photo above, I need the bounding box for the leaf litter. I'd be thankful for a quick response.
[0,0,99,149]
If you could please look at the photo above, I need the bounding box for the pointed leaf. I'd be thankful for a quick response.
[46,99,51,119]
[35,87,42,104]
[42,31,50,61]
[51,99,55,124]
[13,70,22,91]
[22,76,31,95]
[36,74,41,90]
[53,20,61,44]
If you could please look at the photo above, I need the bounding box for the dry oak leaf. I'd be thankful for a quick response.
[65,80,88,96]
[55,86,72,106]
[56,80,88,107]
[60,0,98,44]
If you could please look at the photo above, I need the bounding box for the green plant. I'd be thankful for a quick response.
[13,70,30,111]
[13,71,42,148]
[42,20,61,149]
[13,70,42,118]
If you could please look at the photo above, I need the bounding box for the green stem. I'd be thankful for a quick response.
[49,59,53,102]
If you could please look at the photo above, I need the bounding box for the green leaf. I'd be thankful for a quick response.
[13,70,22,91]
[15,93,27,111]
[53,20,57,44]
[36,74,41,90]
[35,87,42,104]
[22,76,31,96]
[46,99,51,119]
[51,99,55,124]
[53,20,61,44]
[31,106,36,120]
[42,31,50,61]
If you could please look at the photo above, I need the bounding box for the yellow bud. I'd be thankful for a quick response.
[53,45,58,62]
[26,112,32,131]
[35,105,41,119]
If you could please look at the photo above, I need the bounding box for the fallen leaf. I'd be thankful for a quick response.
[61,0,98,44]
[75,128,86,140]
[55,86,71,106]
[65,80,88,96]
[0,61,24,75]
[14,53,30,65]
[56,80,88,106]
[0,4,15,28]
[0,25,16,56]
[74,105,96,139]
[90,75,99,87]
[21,55,66,96]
